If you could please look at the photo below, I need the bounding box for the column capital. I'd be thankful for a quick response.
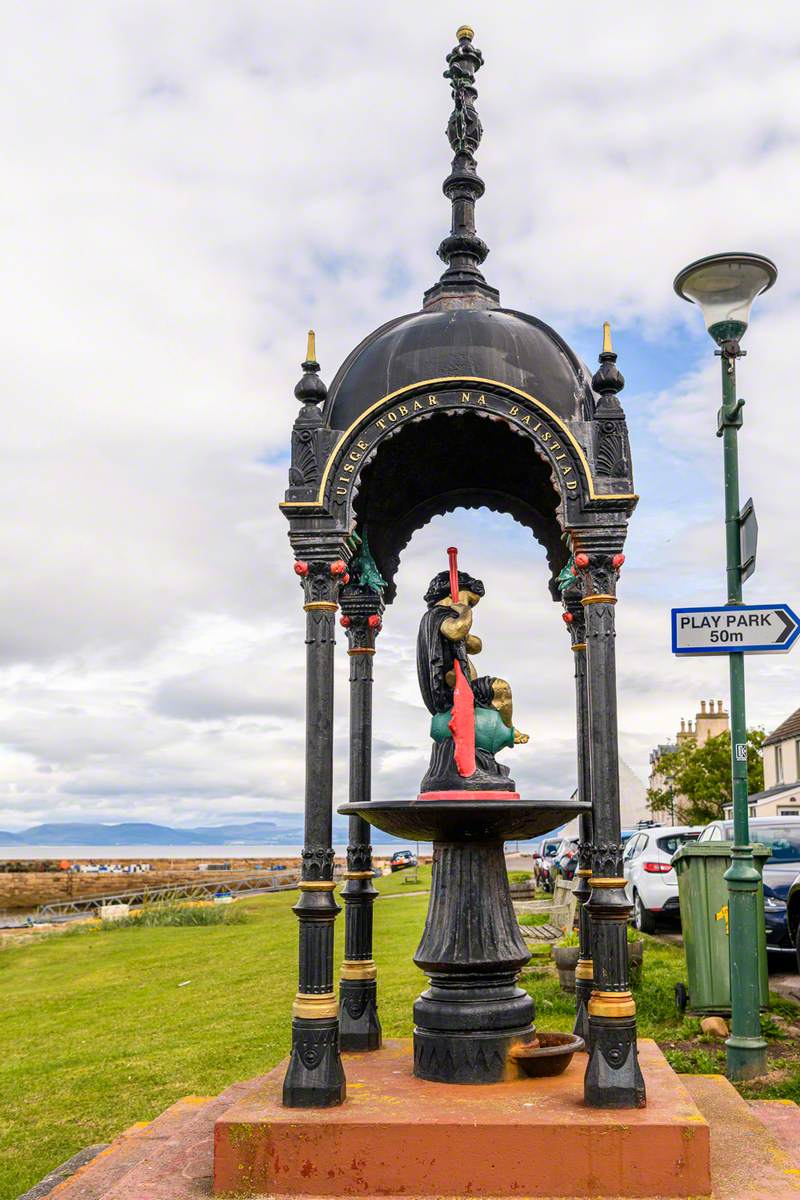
[340,585,385,653]
[292,556,349,609]
[570,545,626,603]
[563,592,586,647]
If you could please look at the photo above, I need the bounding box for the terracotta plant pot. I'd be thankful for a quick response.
[552,940,644,993]
[628,939,644,987]
[552,944,580,992]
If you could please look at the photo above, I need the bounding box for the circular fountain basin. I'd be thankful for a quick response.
[337,797,589,843]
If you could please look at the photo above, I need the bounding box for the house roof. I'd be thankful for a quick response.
[748,781,800,802]
[764,706,800,747]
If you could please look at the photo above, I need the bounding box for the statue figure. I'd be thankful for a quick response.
[417,563,528,795]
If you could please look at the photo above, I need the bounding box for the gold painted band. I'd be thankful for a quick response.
[340,959,377,981]
[304,601,338,612]
[581,594,617,606]
[342,870,374,879]
[576,869,592,878]
[589,877,627,889]
[292,992,339,1019]
[570,642,586,652]
[575,959,594,981]
[298,881,337,891]
[347,647,376,656]
[588,989,636,1018]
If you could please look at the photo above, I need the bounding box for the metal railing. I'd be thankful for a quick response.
[35,872,299,921]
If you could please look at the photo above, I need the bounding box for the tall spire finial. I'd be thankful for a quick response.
[422,26,500,311]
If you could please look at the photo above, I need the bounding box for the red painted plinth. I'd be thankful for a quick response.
[417,789,521,801]
[213,1039,711,1198]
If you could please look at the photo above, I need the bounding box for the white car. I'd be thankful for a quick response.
[622,825,702,932]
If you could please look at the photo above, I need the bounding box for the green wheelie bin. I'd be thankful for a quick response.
[672,841,770,1016]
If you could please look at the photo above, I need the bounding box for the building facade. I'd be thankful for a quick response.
[723,706,800,820]
[648,700,729,818]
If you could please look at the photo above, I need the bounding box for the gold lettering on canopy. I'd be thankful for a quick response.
[321,386,606,508]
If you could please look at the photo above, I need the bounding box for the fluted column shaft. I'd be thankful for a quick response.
[339,587,383,1051]
[576,545,645,1109]
[282,555,347,1109]
[565,594,594,1044]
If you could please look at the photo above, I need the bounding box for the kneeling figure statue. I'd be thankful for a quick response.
[417,562,528,795]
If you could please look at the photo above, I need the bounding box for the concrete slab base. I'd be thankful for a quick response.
[213,1039,711,1198]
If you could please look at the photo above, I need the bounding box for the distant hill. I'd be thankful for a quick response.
[0,819,302,846]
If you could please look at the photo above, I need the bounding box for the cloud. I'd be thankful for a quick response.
[1,1,799,831]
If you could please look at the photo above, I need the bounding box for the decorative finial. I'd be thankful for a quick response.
[422,27,500,311]
[294,329,327,405]
[592,322,624,398]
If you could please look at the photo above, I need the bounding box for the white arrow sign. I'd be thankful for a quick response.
[672,604,800,656]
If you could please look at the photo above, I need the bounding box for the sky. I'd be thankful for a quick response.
[2,1,800,833]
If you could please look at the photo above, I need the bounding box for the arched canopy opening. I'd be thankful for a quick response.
[350,407,567,602]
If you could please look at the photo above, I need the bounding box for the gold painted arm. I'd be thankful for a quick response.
[440,602,473,641]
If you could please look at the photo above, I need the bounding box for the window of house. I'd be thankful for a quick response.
[749,805,757,817]
[776,744,784,783]
[778,808,799,816]
[796,739,800,781]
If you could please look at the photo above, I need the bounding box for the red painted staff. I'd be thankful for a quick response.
[446,546,476,777]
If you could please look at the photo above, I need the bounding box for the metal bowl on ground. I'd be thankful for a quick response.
[510,1032,585,1077]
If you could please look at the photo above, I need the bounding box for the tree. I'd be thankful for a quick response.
[647,728,765,826]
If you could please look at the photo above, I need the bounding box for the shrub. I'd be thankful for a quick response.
[507,870,532,884]
[556,929,579,947]
[100,899,246,930]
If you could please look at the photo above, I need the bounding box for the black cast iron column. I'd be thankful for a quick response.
[413,838,535,1083]
[338,586,384,1052]
[282,551,348,1108]
[564,592,594,1045]
[575,541,645,1108]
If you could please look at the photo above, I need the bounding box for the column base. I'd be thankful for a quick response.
[725,1035,768,1081]
[413,1024,536,1084]
[282,1017,346,1108]
[339,978,382,1053]
[584,1015,646,1108]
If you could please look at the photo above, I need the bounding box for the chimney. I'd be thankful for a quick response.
[717,700,723,713]
[680,718,686,733]
[700,701,707,714]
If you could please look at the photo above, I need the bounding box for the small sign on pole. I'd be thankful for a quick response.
[739,498,758,584]
[671,603,800,656]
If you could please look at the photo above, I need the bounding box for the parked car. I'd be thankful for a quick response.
[623,825,702,933]
[390,849,418,872]
[552,837,579,882]
[537,838,562,892]
[785,876,800,970]
[699,816,800,955]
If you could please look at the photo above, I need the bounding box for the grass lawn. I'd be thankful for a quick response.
[2,870,799,1199]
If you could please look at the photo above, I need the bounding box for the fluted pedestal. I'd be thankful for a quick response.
[413,840,535,1083]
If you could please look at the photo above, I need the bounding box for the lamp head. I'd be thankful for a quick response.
[673,252,777,347]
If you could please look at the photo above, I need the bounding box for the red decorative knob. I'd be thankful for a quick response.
[342,573,350,585]
[574,553,590,569]
[562,612,574,624]
[612,553,625,569]
[330,560,347,576]
[294,560,309,577]
[340,615,351,628]
[367,614,381,629]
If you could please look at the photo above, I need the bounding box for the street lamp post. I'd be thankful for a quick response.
[674,251,777,1082]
